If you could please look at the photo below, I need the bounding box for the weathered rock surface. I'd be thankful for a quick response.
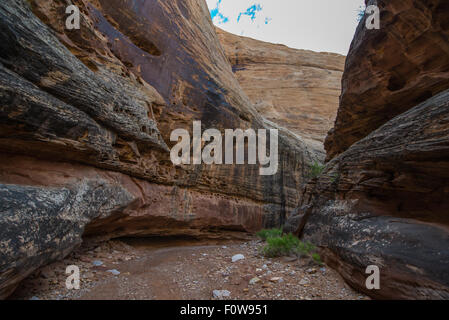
[285,0,449,300]
[325,0,449,160]
[0,0,320,298]
[0,178,134,298]
[297,85,449,299]
[217,28,345,153]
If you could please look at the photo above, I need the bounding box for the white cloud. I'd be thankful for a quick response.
[206,0,365,55]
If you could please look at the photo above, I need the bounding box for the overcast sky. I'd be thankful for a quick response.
[206,0,365,55]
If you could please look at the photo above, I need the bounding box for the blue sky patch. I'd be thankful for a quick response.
[208,1,269,26]
[237,4,263,22]
[209,0,229,24]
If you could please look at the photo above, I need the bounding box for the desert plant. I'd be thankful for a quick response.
[256,228,283,241]
[330,172,340,183]
[262,233,300,257]
[308,161,324,179]
[311,253,323,265]
[258,231,323,265]
[295,241,316,256]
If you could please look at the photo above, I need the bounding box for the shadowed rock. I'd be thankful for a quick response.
[325,0,449,160]
[299,89,449,299]
[0,180,134,298]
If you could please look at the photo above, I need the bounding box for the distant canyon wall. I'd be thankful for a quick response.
[217,28,345,154]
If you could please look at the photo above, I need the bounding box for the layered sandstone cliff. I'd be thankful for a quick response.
[325,0,449,160]
[217,29,345,153]
[289,0,449,299]
[0,0,320,298]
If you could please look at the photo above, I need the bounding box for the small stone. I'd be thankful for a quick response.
[283,256,298,262]
[249,277,261,285]
[299,279,309,285]
[30,296,39,301]
[270,277,284,283]
[213,290,231,299]
[306,268,317,274]
[92,260,103,267]
[232,254,245,262]
[107,269,120,276]
[80,257,91,263]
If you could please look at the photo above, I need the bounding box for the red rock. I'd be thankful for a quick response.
[217,28,345,154]
[325,0,449,160]
[0,0,320,298]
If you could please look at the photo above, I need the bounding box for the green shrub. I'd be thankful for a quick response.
[258,231,323,265]
[311,253,323,265]
[262,233,300,257]
[256,228,283,241]
[308,161,324,179]
[295,241,316,256]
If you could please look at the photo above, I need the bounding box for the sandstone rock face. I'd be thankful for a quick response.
[217,29,345,153]
[290,0,449,299]
[0,0,319,298]
[325,0,449,160]
[299,89,449,299]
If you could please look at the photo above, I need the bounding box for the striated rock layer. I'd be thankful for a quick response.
[0,0,320,298]
[217,28,345,153]
[300,89,449,299]
[289,0,449,299]
[326,0,449,160]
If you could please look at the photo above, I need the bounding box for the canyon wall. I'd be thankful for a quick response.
[325,0,449,160]
[291,0,449,299]
[217,29,345,153]
[0,0,321,298]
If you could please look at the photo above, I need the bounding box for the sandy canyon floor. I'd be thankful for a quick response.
[11,238,368,300]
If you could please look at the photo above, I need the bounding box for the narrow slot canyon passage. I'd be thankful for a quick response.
[10,237,367,300]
